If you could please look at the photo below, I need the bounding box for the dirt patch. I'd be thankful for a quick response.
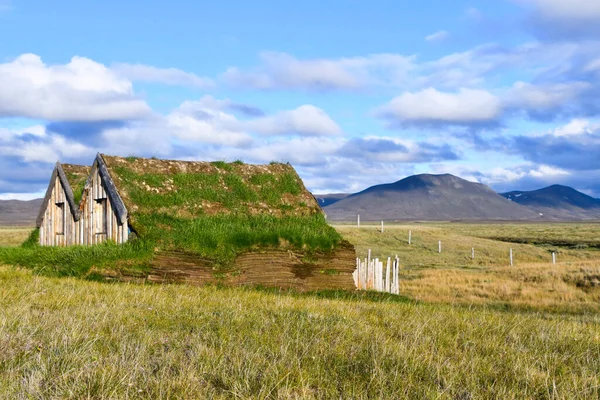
[141,242,356,291]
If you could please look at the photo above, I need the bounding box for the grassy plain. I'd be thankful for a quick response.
[1,222,600,398]
[1,266,599,399]
[0,226,32,247]
[336,223,600,313]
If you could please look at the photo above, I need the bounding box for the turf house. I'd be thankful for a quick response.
[36,162,90,246]
[35,154,356,290]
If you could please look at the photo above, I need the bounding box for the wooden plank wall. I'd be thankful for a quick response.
[39,176,78,247]
[40,167,129,246]
[80,167,128,246]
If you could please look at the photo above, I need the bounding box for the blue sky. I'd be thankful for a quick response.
[1,0,600,199]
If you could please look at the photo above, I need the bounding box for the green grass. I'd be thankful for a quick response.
[114,167,306,213]
[137,213,342,267]
[0,238,153,278]
[0,266,599,398]
[107,162,339,267]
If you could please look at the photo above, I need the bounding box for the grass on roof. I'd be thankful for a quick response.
[62,165,90,206]
[108,160,342,266]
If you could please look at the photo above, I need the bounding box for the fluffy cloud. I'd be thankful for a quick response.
[0,125,95,163]
[505,81,592,120]
[377,88,502,127]
[0,54,151,121]
[0,125,96,195]
[244,105,341,136]
[111,63,215,88]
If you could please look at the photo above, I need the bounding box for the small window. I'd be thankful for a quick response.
[95,199,107,234]
[56,202,65,235]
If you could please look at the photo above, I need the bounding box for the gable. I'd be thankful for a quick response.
[36,162,85,228]
[81,154,128,225]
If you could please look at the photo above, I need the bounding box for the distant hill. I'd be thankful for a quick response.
[501,185,600,220]
[313,193,351,207]
[323,174,541,221]
[0,199,42,226]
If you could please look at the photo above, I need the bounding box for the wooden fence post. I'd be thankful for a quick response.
[438,241,442,254]
[386,257,391,293]
[552,252,556,265]
[510,248,513,266]
[394,260,399,294]
[362,259,367,290]
[471,248,475,260]
[381,220,384,233]
[357,214,360,228]
[408,230,412,245]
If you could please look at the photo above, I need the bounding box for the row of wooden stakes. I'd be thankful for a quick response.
[352,250,400,294]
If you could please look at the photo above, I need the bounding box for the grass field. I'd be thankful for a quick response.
[0,226,33,247]
[1,267,599,398]
[1,222,600,397]
[336,223,600,313]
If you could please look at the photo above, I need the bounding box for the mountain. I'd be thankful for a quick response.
[0,199,43,226]
[313,193,351,207]
[501,185,600,220]
[323,174,541,221]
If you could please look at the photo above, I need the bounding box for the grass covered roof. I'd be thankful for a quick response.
[61,164,91,206]
[100,154,343,266]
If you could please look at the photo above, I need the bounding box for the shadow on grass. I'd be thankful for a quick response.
[236,285,418,305]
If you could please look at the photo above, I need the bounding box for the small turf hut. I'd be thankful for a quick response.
[77,154,356,290]
[36,162,90,246]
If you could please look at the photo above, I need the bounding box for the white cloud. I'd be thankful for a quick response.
[111,63,215,88]
[217,137,341,166]
[0,192,45,201]
[528,164,569,178]
[245,105,341,136]
[425,30,449,42]
[0,125,95,163]
[378,88,502,126]
[583,58,600,72]
[552,119,600,137]
[506,81,591,111]
[0,54,151,121]
[167,109,253,147]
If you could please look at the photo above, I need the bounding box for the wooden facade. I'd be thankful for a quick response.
[37,156,130,246]
[79,156,129,245]
[37,163,83,246]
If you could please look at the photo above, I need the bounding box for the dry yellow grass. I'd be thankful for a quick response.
[335,223,600,267]
[0,227,33,247]
[401,260,600,313]
[335,223,600,313]
[1,266,599,398]
[1,223,600,397]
